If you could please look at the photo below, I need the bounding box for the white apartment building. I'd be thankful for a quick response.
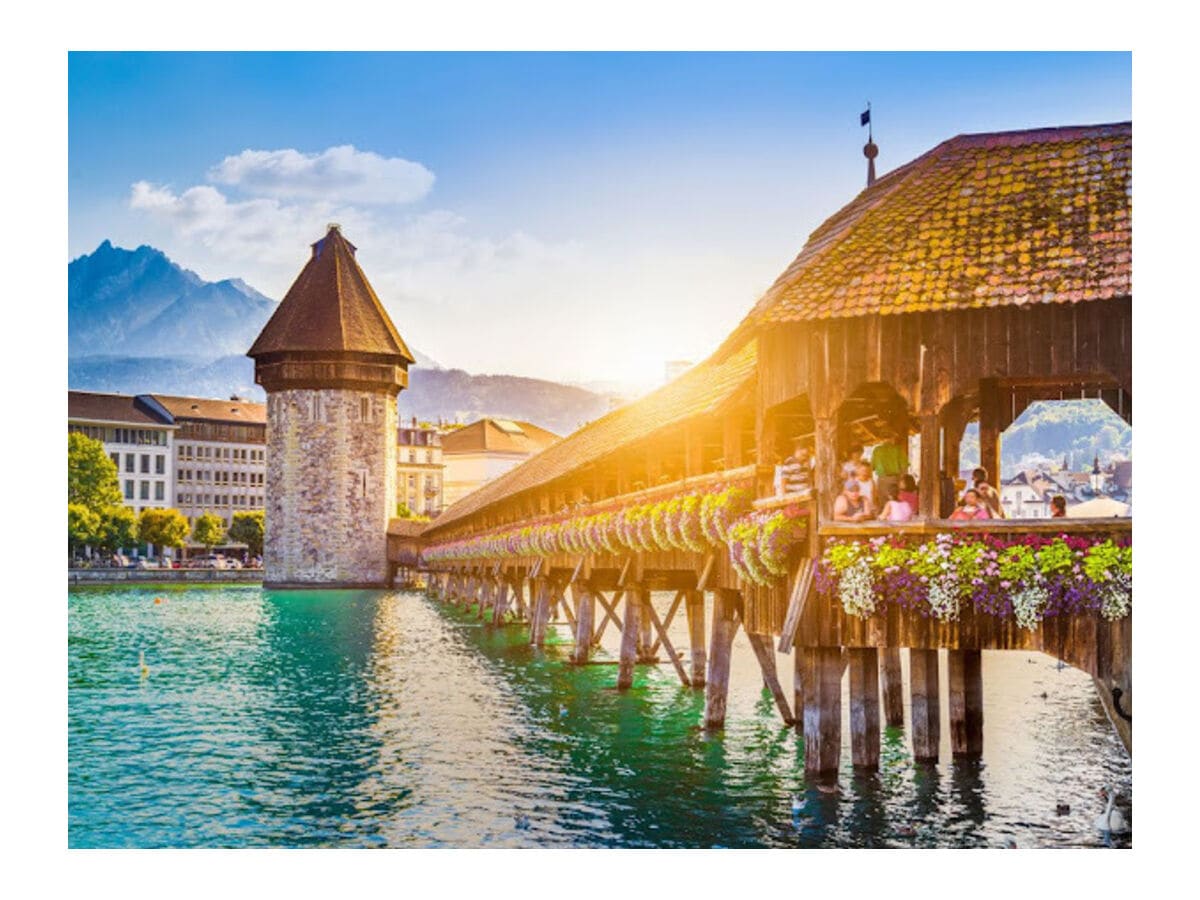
[68,391,177,516]
[440,418,559,509]
[397,418,444,516]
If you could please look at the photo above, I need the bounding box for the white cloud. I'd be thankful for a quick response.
[208,145,434,205]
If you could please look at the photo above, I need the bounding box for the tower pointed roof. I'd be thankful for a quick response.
[248,225,414,363]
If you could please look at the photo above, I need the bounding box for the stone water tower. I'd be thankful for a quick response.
[248,225,413,587]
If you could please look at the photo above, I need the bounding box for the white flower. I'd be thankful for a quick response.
[1011,583,1049,631]
[839,559,877,618]
[1100,572,1132,621]
[927,576,960,622]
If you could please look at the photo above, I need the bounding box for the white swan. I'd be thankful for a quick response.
[1093,787,1129,835]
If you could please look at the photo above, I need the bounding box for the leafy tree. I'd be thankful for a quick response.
[192,513,226,551]
[229,511,265,557]
[68,433,121,512]
[395,502,430,522]
[138,508,189,558]
[68,503,100,559]
[96,505,138,554]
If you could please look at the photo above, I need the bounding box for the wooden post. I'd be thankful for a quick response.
[491,578,511,625]
[747,633,793,724]
[617,589,641,690]
[979,378,1002,486]
[513,576,526,620]
[530,579,551,648]
[793,645,805,736]
[803,647,843,776]
[879,647,905,728]
[703,589,741,729]
[685,590,706,687]
[571,588,595,665]
[918,414,939,518]
[948,649,984,756]
[909,648,940,762]
[813,416,839,521]
[848,647,881,770]
[636,588,656,662]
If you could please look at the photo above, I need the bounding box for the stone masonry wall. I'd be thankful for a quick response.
[265,388,398,585]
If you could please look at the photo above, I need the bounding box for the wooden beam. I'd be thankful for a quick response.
[571,589,595,665]
[617,590,641,690]
[948,649,984,757]
[918,414,939,519]
[978,377,1002,485]
[530,578,552,648]
[776,558,814,653]
[747,632,793,724]
[649,590,685,656]
[703,589,741,729]
[644,592,691,687]
[803,647,843,777]
[848,648,881,770]
[685,590,706,687]
[910,648,940,762]
[491,578,511,626]
[813,416,839,522]
[879,647,905,729]
[695,553,716,592]
[793,647,805,736]
[636,588,656,663]
[591,588,625,644]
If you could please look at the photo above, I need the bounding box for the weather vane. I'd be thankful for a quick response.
[861,102,878,187]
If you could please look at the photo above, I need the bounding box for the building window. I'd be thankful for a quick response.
[125,453,135,473]
[141,454,150,474]
[426,450,433,464]
[155,482,164,501]
[155,456,165,475]
[140,481,150,500]
[124,480,134,500]
[110,453,119,469]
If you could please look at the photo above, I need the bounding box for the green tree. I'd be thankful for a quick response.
[229,511,265,557]
[68,433,121,512]
[68,503,100,560]
[96,505,138,554]
[138,508,189,558]
[192,512,226,551]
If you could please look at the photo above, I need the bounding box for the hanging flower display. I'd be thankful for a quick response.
[817,533,1132,627]
[700,484,754,546]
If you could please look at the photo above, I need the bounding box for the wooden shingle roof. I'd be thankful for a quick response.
[248,225,414,362]
[441,419,561,456]
[147,394,266,425]
[426,340,757,534]
[750,122,1131,324]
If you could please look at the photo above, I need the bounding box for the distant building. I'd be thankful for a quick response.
[68,391,177,517]
[999,470,1054,518]
[397,417,444,516]
[441,418,560,508]
[140,394,267,533]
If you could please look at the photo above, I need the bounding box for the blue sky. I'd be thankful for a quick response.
[69,52,1131,387]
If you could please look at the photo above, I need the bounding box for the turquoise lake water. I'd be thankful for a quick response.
[67,586,1131,848]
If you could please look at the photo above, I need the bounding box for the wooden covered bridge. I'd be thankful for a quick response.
[402,122,1133,776]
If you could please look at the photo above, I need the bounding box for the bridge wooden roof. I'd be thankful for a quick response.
[425,340,757,535]
[747,122,1131,326]
[248,225,414,363]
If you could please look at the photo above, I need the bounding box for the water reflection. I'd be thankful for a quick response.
[68,587,1132,848]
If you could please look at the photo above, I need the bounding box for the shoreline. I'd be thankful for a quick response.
[68,568,263,586]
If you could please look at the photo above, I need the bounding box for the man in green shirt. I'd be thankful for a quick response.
[871,432,909,503]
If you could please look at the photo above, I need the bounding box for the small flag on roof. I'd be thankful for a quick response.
[860,108,870,127]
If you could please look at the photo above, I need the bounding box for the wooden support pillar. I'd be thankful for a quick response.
[978,378,1002,485]
[636,588,656,662]
[909,648,941,762]
[813,416,839,521]
[703,589,741,729]
[747,632,793,724]
[948,649,984,757]
[530,579,551,648]
[616,589,641,690]
[571,588,595,665]
[848,647,881,770]
[918,414,940,518]
[879,647,905,729]
[793,646,805,736]
[513,577,527,620]
[803,647,843,777]
[685,590,706,687]
[491,579,511,625]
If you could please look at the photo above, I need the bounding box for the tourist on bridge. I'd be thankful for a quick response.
[841,443,864,479]
[967,467,1006,519]
[1051,494,1067,518]
[877,484,914,523]
[898,473,919,511]
[854,460,877,509]
[950,489,992,520]
[776,437,813,496]
[834,478,873,522]
[871,431,908,502]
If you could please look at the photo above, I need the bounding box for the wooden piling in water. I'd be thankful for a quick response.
[793,645,805,736]
[530,579,552,647]
[572,588,595,665]
[948,649,983,757]
[492,578,511,625]
[636,589,656,663]
[879,647,905,729]
[747,632,793,724]
[909,648,940,762]
[848,647,880,770]
[703,589,740,729]
[803,647,843,776]
[617,589,642,690]
[686,590,706,688]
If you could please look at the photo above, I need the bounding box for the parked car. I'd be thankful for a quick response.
[197,554,227,570]
[135,558,160,570]
[225,558,243,570]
